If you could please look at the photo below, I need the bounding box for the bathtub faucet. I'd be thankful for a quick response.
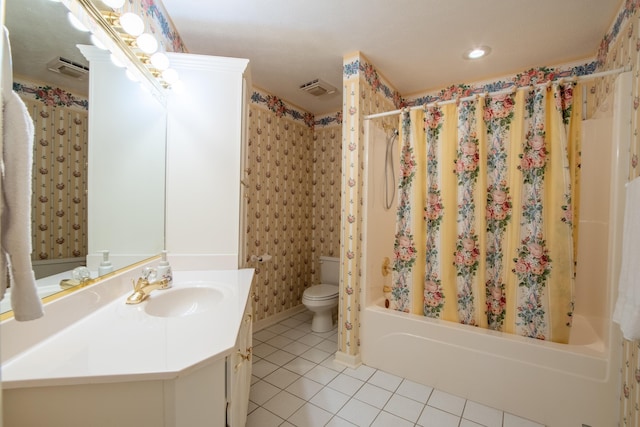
[125,267,172,304]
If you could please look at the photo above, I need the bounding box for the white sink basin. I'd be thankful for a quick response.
[144,285,225,318]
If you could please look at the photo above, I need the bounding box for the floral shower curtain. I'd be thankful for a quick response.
[391,83,581,344]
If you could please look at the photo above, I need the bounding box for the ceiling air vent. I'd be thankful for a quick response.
[46,57,89,79]
[299,78,337,97]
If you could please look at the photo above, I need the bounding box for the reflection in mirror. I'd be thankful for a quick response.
[2,0,167,314]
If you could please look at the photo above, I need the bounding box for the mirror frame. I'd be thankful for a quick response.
[1,0,168,319]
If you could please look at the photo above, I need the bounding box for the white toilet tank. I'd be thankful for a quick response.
[319,256,340,285]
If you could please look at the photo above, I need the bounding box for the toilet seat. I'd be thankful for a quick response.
[303,284,338,301]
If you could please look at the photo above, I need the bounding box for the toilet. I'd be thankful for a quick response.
[302,256,340,332]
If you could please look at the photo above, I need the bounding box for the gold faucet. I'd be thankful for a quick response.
[126,267,172,304]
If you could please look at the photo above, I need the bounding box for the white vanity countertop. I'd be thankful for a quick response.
[1,268,254,389]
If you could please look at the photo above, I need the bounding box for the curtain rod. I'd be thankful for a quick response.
[364,66,630,120]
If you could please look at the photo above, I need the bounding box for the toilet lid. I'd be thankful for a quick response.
[304,284,338,300]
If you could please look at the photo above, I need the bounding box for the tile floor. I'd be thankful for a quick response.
[247,310,545,427]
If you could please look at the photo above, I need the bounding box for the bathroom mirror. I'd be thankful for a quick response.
[2,0,167,314]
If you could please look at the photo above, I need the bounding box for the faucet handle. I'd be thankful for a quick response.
[141,267,157,281]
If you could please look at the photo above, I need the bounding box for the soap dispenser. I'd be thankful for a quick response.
[98,250,113,276]
[157,250,172,284]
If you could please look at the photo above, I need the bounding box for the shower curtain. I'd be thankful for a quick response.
[391,83,581,344]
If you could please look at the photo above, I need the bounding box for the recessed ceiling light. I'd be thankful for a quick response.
[464,46,491,60]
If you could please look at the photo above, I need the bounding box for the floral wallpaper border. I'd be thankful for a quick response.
[250,88,342,129]
[343,58,598,109]
[14,81,88,111]
[597,0,639,67]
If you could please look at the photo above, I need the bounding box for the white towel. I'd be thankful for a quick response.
[613,176,640,340]
[0,90,44,320]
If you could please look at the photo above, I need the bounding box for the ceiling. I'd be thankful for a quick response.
[5,0,623,115]
[161,0,622,115]
[6,0,93,95]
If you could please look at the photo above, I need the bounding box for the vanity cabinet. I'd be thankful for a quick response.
[2,267,255,427]
[227,301,253,426]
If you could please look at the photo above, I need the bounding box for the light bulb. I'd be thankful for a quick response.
[67,12,89,32]
[136,33,158,54]
[150,52,170,71]
[102,0,125,8]
[162,68,179,85]
[119,12,144,37]
[110,53,125,68]
[90,34,106,50]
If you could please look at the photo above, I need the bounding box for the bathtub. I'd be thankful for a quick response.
[361,301,618,426]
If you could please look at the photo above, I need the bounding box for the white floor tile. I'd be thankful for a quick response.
[395,379,433,404]
[460,419,484,427]
[266,334,294,349]
[266,323,291,334]
[371,411,415,427]
[279,317,304,328]
[310,387,351,413]
[283,340,312,356]
[252,342,278,358]
[262,390,306,420]
[327,373,365,396]
[263,367,300,389]
[315,338,338,353]
[320,356,347,372]
[300,347,332,364]
[246,407,283,427]
[264,349,297,366]
[353,383,392,409]
[250,374,260,385]
[280,422,296,427]
[282,327,308,341]
[295,323,313,333]
[312,328,337,339]
[384,393,425,423]
[304,365,340,385]
[297,333,325,347]
[343,364,376,381]
[416,405,461,427]
[253,329,277,342]
[325,416,357,427]
[367,370,403,392]
[286,377,324,400]
[283,357,318,375]
[247,400,258,414]
[249,380,280,405]
[503,412,545,427]
[252,359,279,378]
[293,311,313,322]
[337,398,381,426]
[463,400,503,427]
[427,389,466,416]
[288,402,333,427]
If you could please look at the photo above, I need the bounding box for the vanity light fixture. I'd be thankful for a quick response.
[110,53,126,68]
[150,52,170,71]
[119,12,145,36]
[464,46,491,60]
[136,33,158,54]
